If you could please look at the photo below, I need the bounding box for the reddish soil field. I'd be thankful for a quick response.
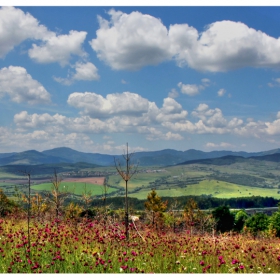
[62,177,105,185]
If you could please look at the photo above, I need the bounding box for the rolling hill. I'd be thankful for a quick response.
[1,147,280,167]
[177,153,280,166]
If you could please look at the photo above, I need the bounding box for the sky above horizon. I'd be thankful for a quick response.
[1,5,280,154]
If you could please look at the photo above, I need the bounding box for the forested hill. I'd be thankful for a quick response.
[177,153,280,166]
[1,147,280,167]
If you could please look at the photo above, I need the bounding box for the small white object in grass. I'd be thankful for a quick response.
[130,215,139,222]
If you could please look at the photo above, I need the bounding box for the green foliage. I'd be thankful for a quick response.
[245,212,269,234]
[145,189,167,213]
[268,203,280,237]
[212,205,235,233]
[145,189,167,226]
[233,210,249,232]
[0,188,17,216]
[64,202,84,219]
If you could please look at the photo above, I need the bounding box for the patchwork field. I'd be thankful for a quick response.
[31,177,117,196]
[62,176,105,185]
[1,157,280,200]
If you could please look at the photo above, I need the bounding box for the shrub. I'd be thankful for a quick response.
[212,205,235,233]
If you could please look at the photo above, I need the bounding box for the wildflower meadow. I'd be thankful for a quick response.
[0,214,280,274]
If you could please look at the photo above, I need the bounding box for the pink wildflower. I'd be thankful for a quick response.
[200,260,205,266]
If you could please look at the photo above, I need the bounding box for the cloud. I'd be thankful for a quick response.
[173,20,280,72]
[1,123,149,154]
[89,9,172,70]
[178,82,202,96]
[191,103,228,128]
[139,126,183,141]
[205,142,235,149]
[0,6,53,58]
[0,7,88,66]
[177,79,210,96]
[0,125,96,153]
[54,62,100,85]
[163,103,244,135]
[218,88,226,97]
[67,91,151,118]
[155,97,188,122]
[67,91,188,130]
[268,78,280,88]
[72,62,99,81]
[10,98,280,153]
[201,78,211,85]
[14,111,65,129]
[0,66,51,104]
[14,93,188,142]
[90,9,280,72]
[168,88,179,99]
[28,30,87,66]
[264,119,280,136]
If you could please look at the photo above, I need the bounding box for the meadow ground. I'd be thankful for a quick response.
[0,216,279,273]
[129,180,280,200]
[31,177,117,196]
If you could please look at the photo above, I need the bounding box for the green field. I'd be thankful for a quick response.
[31,182,117,196]
[2,158,280,201]
[128,179,280,200]
[0,182,14,187]
[0,172,23,179]
[108,171,168,190]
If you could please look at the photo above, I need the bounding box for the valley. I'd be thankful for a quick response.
[1,150,280,201]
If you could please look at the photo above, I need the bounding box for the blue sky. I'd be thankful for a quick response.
[1,2,280,154]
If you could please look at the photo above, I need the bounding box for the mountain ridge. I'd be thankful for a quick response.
[0,147,280,167]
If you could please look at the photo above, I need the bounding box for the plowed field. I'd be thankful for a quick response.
[63,177,105,185]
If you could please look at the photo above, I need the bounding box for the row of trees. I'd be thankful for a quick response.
[1,183,280,238]
[143,189,280,237]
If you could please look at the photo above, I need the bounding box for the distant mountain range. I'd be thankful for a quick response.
[177,153,280,166]
[1,147,280,167]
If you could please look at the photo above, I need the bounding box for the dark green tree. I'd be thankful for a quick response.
[0,189,17,216]
[212,205,235,233]
[268,203,280,237]
[245,212,269,235]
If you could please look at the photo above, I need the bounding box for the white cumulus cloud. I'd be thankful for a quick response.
[54,62,100,85]
[90,9,172,70]
[0,6,53,58]
[28,30,87,66]
[67,91,151,118]
[72,62,99,81]
[90,9,280,72]
[0,66,51,104]
[178,82,202,96]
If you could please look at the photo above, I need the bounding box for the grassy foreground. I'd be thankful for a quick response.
[0,217,280,273]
